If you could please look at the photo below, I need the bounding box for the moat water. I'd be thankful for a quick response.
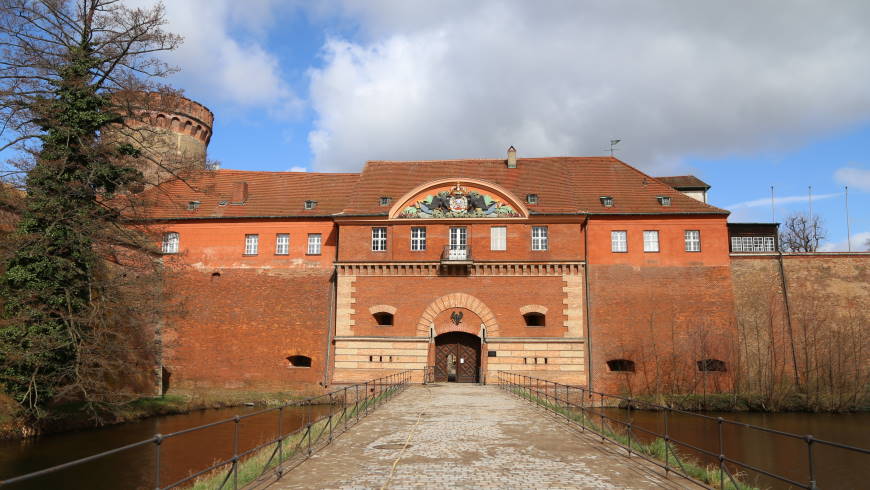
[593,408,870,489]
[0,404,334,489]
[0,403,868,489]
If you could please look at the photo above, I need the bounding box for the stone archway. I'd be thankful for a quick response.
[416,293,500,337]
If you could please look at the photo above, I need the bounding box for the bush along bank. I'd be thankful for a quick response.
[0,389,330,440]
[627,391,870,413]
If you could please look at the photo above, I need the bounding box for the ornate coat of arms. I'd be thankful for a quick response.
[399,182,520,219]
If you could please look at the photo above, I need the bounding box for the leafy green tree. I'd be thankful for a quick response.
[0,0,180,419]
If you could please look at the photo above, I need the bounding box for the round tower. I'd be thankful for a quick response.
[111,91,215,186]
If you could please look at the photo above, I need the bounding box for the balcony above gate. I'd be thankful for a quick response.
[441,245,473,264]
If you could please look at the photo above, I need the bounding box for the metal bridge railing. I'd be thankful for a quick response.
[0,370,414,490]
[497,371,870,490]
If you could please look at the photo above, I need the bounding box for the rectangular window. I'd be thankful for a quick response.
[611,231,627,252]
[731,236,775,252]
[371,227,387,251]
[275,233,289,255]
[684,230,701,252]
[490,226,507,251]
[531,226,548,251]
[244,234,259,255]
[448,227,468,260]
[643,230,659,252]
[411,227,426,251]
[307,233,322,255]
[162,232,179,254]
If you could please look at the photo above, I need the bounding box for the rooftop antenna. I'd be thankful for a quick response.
[770,185,776,222]
[609,139,621,157]
[845,186,852,252]
[808,185,813,223]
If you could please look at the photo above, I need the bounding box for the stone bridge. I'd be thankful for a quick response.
[266,383,688,489]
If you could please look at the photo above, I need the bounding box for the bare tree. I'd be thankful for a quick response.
[0,0,184,421]
[780,212,826,252]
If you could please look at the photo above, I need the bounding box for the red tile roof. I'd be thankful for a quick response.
[141,157,728,219]
[656,175,711,190]
[140,169,359,219]
[343,157,727,215]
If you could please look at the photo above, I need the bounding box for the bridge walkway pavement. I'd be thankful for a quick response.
[267,383,696,489]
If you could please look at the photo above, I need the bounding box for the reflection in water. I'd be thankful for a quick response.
[0,404,334,490]
[589,408,870,490]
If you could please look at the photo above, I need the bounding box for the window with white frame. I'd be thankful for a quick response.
[411,227,426,251]
[684,230,701,252]
[276,233,289,255]
[162,232,179,254]
[643,230,659,252]
[731,236,775,252]
[490,226,507,251]
[371,227,387,251]
[611,231,627,252]
[244,234,259,255]
[307,233,322,255]
[531,226,548,251]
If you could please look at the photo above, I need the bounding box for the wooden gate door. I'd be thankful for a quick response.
[434,332,480,383]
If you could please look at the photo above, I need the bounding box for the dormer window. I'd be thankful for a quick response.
[187,201,200,211]
[379,196,392,206]
[600,196,614,207]
[304,200,317,210]
[526,194,538,205]
[657,196,671,206]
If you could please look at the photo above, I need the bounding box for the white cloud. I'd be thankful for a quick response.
[127,0,300,115]
[727,192,840,210]
[288,166,308,172]
[306,1,870,172]
[834,167,870,192]
[819,231,870,252]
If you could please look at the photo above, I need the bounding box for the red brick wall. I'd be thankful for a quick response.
[586,215,736,394]
[162,268,332,392]
[587,263,736,394]
[350,275,569,338]
[337,220,584,263]
[159,218,338,269]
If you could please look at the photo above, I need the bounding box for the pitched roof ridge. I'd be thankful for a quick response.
[608,157,728,214]
[366,155,615,164]
[214,168,359,177]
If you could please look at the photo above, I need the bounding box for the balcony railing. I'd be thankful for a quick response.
[441,245,472,263]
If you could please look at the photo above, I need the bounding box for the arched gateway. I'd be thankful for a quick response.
[435,332,481,382]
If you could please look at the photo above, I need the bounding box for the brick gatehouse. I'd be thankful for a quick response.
[144,145,741,395]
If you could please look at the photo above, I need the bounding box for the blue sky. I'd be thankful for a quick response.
[11,1,870,250]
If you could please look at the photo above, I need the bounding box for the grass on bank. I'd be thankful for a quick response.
[510,387,757,490]
[189,386,400,490]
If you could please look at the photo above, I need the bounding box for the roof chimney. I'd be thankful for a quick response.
[232,182,248,203]
[507,146,517,168]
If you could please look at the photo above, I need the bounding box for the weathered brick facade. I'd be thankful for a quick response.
[144,151,864,398]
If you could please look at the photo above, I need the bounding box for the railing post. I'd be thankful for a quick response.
[154,433,162,490]
[278,406,284,468]
[628,396,633,456]
[580,387,585,430]
[600,392,605,442]
[806,435,816,489]
[233,415,240,490]
[355,383,360,423]
[664,407,670,477]
[344,387,349,431]
[328,393,334,443]
[718,417,724,490]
